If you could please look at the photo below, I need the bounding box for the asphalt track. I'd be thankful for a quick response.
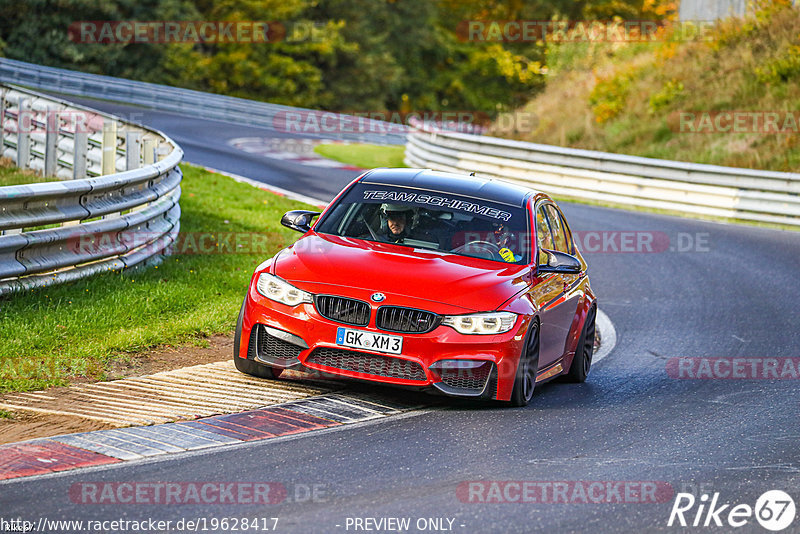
[2,97,800,533]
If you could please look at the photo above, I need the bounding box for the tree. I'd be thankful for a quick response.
[0,0,657,115]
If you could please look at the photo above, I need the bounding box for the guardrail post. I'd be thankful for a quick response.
[16,98,31,169]
[44,107,58,177]
[143,138,156,165]
[0,92,5,155]
[126,131,141,170]
[101,120,117,175]
[73,127,88,180]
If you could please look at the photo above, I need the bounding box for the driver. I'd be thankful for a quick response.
[380,203,415,243]
[491,222,521,262]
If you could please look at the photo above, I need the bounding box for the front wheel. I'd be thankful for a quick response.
[509,321,540,407]
[566,305,596,383]
[233,298,283,380]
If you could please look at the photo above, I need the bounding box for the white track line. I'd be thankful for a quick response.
[594,309,617,364]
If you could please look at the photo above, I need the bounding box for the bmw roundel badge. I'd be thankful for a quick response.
[371,293,386,303]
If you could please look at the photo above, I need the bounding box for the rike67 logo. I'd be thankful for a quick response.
[668,490,796,531]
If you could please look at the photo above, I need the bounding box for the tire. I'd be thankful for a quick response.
[566,305,596,383]
[509,321,540,407]
[233,298,283,380]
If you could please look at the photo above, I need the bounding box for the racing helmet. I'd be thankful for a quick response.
[380,203,413,218]
[379,203,416,233]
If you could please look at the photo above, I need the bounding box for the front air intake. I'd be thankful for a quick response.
[376,306,439,333]
[315,295,370,326]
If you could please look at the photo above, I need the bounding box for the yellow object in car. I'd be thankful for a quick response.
[499,247,516,262]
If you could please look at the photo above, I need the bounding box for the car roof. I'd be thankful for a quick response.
[358,168,542,209]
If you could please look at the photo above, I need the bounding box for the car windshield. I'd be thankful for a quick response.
[315,183,531,264]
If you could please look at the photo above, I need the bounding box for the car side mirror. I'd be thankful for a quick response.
[537,249,581,274]
[281,210,321,233]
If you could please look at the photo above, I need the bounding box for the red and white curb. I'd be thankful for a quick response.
[0,393,417,481]
[0,360,335,427]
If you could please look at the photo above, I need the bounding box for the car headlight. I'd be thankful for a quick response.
[441,312,517,335]
[256,273,313,306]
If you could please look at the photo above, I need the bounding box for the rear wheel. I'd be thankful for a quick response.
[566,305,596,383]
[509,321,540,407]
[233,299,283,379]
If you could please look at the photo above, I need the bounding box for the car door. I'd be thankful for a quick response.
[544,204,583,362]
[530,204,565,369]
[531,203,581,369]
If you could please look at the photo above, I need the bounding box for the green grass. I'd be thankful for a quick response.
[0,164,313,393]
[0,160,60,186]
[314,143,407,169]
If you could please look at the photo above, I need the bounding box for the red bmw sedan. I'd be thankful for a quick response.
[234,168,596,406]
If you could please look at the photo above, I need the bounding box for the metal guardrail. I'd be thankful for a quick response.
[679,0,745,21]
[0,84,183,296]
[679,0,797,21]
[0,57,407,145]
[405,120,800,227]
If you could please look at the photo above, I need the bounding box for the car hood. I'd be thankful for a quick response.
[272,233,530,312]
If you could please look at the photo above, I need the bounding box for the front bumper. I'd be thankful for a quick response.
[238,286,529,401]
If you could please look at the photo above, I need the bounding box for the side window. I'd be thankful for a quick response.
[545,204,570,254]
[558,208,575,254]
[535,206,554,265]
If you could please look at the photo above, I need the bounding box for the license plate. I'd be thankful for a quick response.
[336,327,403,355]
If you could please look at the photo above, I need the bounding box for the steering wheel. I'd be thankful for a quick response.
[451,240,503,260]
